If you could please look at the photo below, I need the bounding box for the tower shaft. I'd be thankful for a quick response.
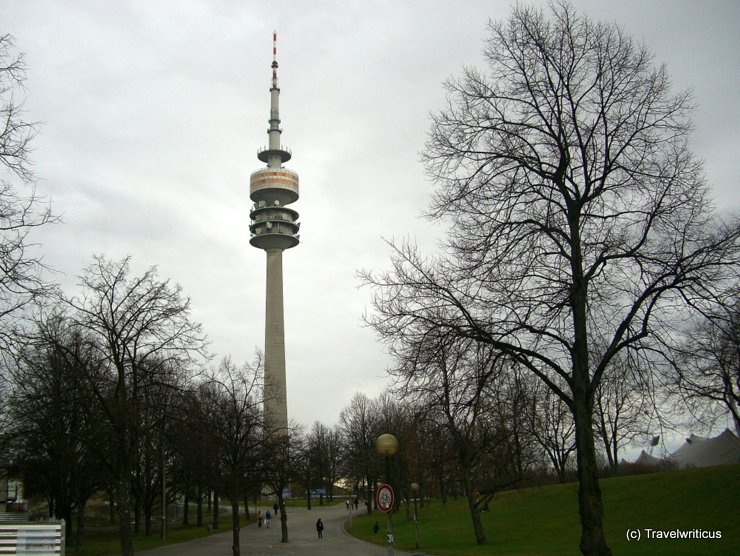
[264,249,288,433]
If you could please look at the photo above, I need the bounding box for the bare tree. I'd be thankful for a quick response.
[5,313,104,553]
[324,425,343,503]
[129,360,184,537]
[261,421,304,543]
[196,356,263,556]
[306,421,338,505]
[57,255,208,556]
[0,34,55,355]
[669,287,739,434]
[339,392,380,504]
[415,412,456,505]
[362,3,739,554]
[529,380,576,483]
[592,347,653,474]
[382,325,516,545]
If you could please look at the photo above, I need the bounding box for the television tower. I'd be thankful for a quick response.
[249,31,299,436]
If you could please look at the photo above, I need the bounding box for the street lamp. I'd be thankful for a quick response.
[410,482,420,549]
[376,433,398,555]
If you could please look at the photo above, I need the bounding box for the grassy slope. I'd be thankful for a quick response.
[349,464,739,555]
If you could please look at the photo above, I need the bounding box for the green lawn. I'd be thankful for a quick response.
[348,465,739,555]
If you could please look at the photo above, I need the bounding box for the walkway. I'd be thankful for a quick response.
[140,502,421,555]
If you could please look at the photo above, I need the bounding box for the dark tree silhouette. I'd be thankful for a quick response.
[0,34,55,355]
[529,380,576,483]
[362,3,739,554]
[196,356,263,556]
[57,256,208,556]
[669,287,739,434]
[6,314,104,552]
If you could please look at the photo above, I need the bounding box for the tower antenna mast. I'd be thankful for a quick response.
[272,30,278,89]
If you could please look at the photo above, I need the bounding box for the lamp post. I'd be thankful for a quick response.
[376,433,398,556]
[410,482,420,549]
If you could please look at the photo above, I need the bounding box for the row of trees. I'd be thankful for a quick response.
[3,256,209,554]
[4,299,737,554]
[1,297,661,556]
[1,255,290,556]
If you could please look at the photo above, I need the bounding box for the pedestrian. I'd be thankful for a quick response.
[345,500,350,511]
[273,502,279,515]
[316,518,324,539]
[265,510,272,528]
[373,521,380,534]
[257,510,263,528]
[354,497,359,510]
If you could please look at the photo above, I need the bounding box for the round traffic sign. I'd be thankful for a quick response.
[375,483,394,513]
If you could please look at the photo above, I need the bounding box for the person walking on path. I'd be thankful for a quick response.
[265,510,272,528]
[316,518,324,539]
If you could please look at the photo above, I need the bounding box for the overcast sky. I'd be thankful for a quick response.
[3,0,739,435]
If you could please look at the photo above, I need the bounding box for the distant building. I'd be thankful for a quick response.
[634,450,664,467]
[629,429,740,469]
[668,429,740,468]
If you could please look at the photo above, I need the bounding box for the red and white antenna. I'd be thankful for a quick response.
[271,30,279,90]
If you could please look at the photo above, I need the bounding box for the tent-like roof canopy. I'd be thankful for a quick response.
[668,429,740,468]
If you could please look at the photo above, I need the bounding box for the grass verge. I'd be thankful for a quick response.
[348,464,739,555]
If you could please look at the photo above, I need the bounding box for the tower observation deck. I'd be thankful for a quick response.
[250,32,299,436]
[249,31,300,251]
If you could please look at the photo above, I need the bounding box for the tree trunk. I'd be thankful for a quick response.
[145,504,152,536]
[182,491,189,526]
[133,498,140,534]
[116,487,135,556]
[462,467,486,545]
[107,487,116,525]
[74,501,86,556]
[242,492,250,521]
[196,485,203,526]
[62,507,73,544]
[212,492,219,530]
[230,499,240,556]
[278,492,288,543]
[570,210,612,556]
[305,471,312,510]
[574,397,612,556]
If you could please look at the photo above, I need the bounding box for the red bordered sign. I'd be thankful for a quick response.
[375,483,394,513]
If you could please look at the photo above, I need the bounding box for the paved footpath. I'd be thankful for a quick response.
[140,503,423,556]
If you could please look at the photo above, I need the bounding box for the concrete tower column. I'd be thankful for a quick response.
[264,248,288,432]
